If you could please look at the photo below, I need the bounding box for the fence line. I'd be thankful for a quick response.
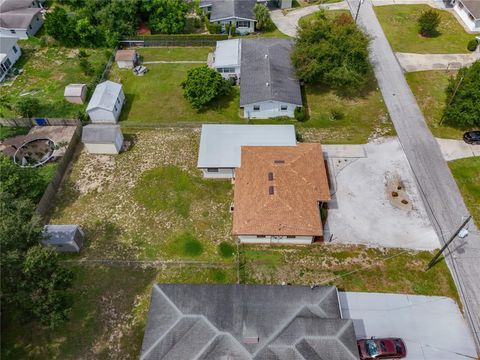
[0,118,81,127]
[61,259,231,269]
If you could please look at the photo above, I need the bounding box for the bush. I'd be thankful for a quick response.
[467,39,478,52]
[225,23,231,35]
[295,130,304,142]
[330,109,345,121]
[16,97,40,118]
[79,58,94,76]
[39,35,59,47]
[253,4,273,31]
[230,24,236,35]
[77,49,88,58]
[218,242,235,258]
[294,106,307,122]
[207,22,222,34]
[418,10,440,37]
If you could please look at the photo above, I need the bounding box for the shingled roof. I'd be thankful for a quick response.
[0,0,41,29]
[140,284,358,360]
[233,143,330,237]
[200,0,257,21]
[240,38,302,107]
[461,0,480,19]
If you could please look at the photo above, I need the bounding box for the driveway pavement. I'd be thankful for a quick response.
[339,292,478,360]
[346,0,480,350]
[436,138,480,161]
[396,52,479,72]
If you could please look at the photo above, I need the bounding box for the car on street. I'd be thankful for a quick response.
[463,131,480,145]
[357,337,407,359]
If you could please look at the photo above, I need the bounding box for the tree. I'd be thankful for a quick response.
[181,66,231,109]
[142,0,188,34]
[291,11,371,95]
[15,97,40,118]
[75,18,98,47]
[44,7,78,46]
[418,10,441,37]
[443,60,480,128]
[253,4,273,31]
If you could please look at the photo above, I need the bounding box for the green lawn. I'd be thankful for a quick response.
[374,5,476,53]
[0,41,110,118]
[0,126,30,140]
[449,157,480,225]
[137,46,213,61]
[299,9,351,27]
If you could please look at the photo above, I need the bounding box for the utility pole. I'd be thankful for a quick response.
[439,72,465,125]
[355,0,365,23]
[427,216,471,270]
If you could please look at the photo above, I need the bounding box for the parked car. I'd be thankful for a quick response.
[463,131,480,145]
[357,338,407,359]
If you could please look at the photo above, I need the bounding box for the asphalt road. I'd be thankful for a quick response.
[345,0,480,352]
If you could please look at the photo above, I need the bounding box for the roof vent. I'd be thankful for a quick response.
[243,336,259,344]
[264,54,268,59]
[268,172,274,181]
[274,160,285,164]
[266,82,269,87]
[268,186,274,195]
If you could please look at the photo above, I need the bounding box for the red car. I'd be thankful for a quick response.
[357,338,407,359]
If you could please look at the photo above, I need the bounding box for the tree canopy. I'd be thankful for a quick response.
[417,10,441,37]
[291,11,372,95]
[253,4,273,31]
[443,60,480,128]
[142,0,188,34]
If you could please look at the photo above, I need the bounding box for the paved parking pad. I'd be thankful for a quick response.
[339,292,478,360]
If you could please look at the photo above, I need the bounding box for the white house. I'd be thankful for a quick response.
[0,36,21,82]
[197,124,296,178]
[115,49,138,69]
[200,0,257,35]
[64,83,87,104]
[0,0,44,39]
[82,124,124,154]
[451,0,480,31]
[42,224,85,253]
[211,39,241,81]
[86,80,125,123]
[240,39,302,119]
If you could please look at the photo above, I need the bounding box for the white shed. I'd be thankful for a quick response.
[82,124,124,154]
[42,224,84,253]
[115,49,138,69]
[64,83,87,104]
[86,80,125,123]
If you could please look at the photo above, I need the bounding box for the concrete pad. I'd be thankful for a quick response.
[396,53,479,72]
[323,144,366,158]
[437,138,479,161]
[325,137,440,250]
[339,292,478,360]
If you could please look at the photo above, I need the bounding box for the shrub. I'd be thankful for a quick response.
[294,106,307,122]
[330,109,345,121]
[39,35,58,47]
[79,58,94,76]
[218,242,235,258]
[418,10,440,37]
[253,4,273,31]
[467,39,478,52]
[225,23,231,35]
[295,130,304,142]
[208,22,222,34]
[77,49,88,58]
[16,97,40,118]
[230,24,236,35]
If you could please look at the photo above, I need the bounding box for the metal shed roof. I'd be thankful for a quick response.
[86,80,122,112]
[214,39,241,67]
[43,224,81,245]
[64,83,86,97]
[82,124,122,144]
[197,124,296,168]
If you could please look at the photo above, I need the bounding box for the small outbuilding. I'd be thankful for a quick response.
[86,80,125,123]
[64,83,87,104]
[115,49,138,69]
[82,124,124,154]
[42,224,85,253]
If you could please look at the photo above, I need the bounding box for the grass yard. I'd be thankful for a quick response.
[405,70,471,139]
[449,157,480,225]
[374,5,476,53]
[136,46,213,61]
[298,9,351,27]
[0,40,110,118]
[0,126,30,140]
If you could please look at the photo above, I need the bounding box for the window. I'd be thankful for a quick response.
[218,67,236,73]
[117,98,120,104]
[114,105,118,112]
[29,25,32,30]
[268,186,274,195]
[268,172,274,181]
[286,235,296,239]
[280,105,288,111]
[10,29,16,34]
[207,168,219,173]
[237,20,250,28]
[257,235,266,238]
[4,58,12,69]
[253,105,260,111]
[12,46,18,54]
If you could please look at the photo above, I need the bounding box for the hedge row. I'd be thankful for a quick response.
[124,34,228,41]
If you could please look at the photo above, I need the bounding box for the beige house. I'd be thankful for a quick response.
[115,49,138,69]
[64,83,87,104]
[81,124,124,154]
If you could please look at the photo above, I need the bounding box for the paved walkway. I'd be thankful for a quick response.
[396,52,480,72]
[346,0,480,351]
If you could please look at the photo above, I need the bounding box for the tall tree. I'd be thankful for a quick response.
[44,7,78,46]
[253,4,273,31]
[418,10,441,37]
[142,0,188,34]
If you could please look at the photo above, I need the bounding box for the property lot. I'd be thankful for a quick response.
[374,5,475,53]
[449,157,480,225]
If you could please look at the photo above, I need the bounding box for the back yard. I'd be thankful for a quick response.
[374,5,475,53]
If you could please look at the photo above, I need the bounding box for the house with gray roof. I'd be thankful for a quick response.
[451,0,480,31]
[0,36,21,82]
[0,0,44,39]
[86,81,125,124]
[42,224,84,253]
[140,284,359,360]
[200,0,257,34]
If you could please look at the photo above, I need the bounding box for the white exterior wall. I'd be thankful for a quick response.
[215,18,255,35]
[1,14,44,39]
[26,14,43,36]
[0,28,28,39]
[0,42,21,82]
[243,101,298,119]
[454,2,480,31]
[84,142,121,154]
[238,235,314,244]
[201,168,234,178]
[117,60,134,69]
[280,0,292,9]
[214,65,240,80]
[87,89,125,123]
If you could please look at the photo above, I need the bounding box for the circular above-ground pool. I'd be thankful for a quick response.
[13,138,55,168]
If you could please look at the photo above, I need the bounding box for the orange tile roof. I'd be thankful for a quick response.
[232,143,331,237]
[115,50,136,61]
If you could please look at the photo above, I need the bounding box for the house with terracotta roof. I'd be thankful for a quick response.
[232,143,330,244]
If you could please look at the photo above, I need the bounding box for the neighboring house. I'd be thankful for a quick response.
[210,38,241,81]
[82,124,124,154]
[233,143,330,244]
[451,0,480,31]
[115,49,138,69]
[197,124,296,178]
[200,0,257,35]
[42,224,85,253]
[0,36,21,82]
[64,83,87,104]
[0,0,44,39]
[140,284,359,360]
[240,38,302,119]
[86,80,125,123]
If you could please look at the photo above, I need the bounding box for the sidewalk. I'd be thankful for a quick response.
[396,52,479,72]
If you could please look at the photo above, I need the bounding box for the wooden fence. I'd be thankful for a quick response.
[121,34,228,47]
[0,118,81,127]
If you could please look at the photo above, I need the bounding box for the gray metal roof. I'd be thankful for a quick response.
[82,124,121,144]
[0,0,37,13]
[201,0,257,21]
[240,38,302,106]
[43,224,82,245]
[140,284,359,360]
[214,39,241,68]
[86,80,122,112]
[0,36,18,54]
[197,124,296,168]
[461,0,480,19]
[64,83,86,97]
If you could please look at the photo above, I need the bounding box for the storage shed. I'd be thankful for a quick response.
[42,224,84,253]
[64,83,87,104]
[82,124,124,154]
[86,80,125,123]
[115,49,138,69]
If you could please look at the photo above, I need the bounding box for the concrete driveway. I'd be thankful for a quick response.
[339,292,478,360]
[324,137,440,250]
[396,52,479,72]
